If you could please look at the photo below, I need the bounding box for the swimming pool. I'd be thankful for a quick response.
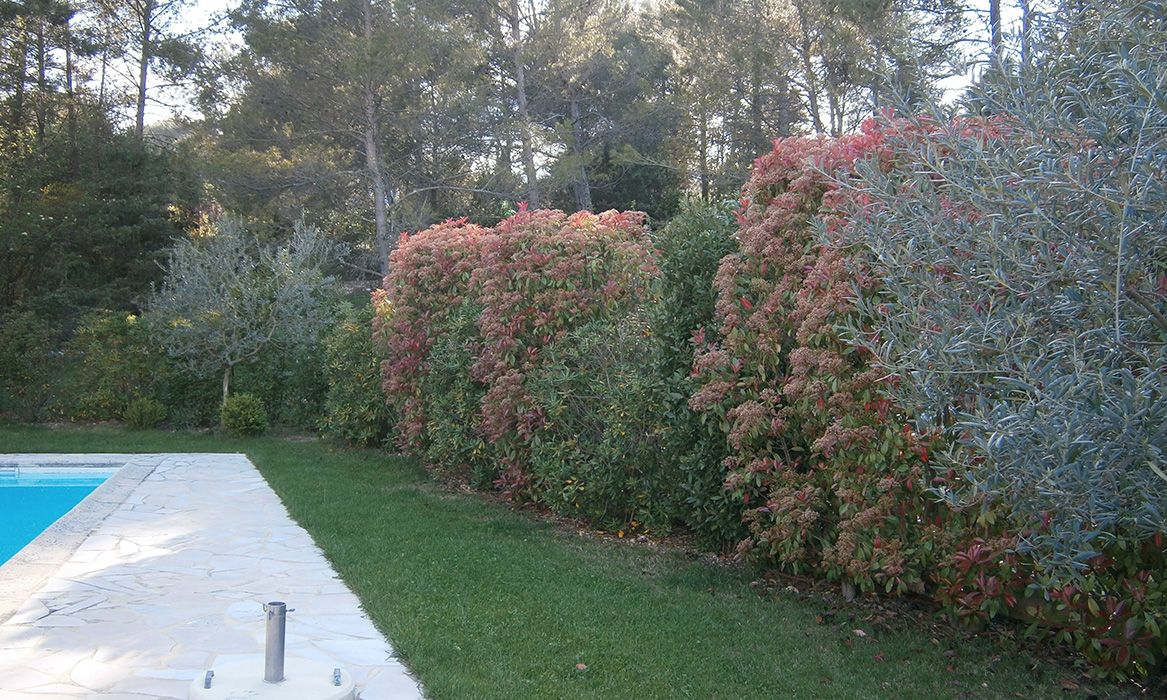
[0,466,117,565]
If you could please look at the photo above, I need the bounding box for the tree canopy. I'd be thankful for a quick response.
[0,0,1018,311]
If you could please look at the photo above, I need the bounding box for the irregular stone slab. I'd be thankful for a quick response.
[0,453,423,699]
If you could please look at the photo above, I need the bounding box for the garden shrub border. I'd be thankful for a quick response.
[377,127,1166,677]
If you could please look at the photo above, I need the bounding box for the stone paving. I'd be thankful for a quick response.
[0,453,423,699]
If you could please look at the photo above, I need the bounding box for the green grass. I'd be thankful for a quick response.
[2,424,1098,698]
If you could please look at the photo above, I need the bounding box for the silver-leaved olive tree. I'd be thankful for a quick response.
[837,0,1167,579]
[148,218,338,404]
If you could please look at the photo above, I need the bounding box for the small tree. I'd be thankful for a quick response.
[148,218,337,404]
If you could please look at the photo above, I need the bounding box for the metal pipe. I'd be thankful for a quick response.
[264,601,287,683]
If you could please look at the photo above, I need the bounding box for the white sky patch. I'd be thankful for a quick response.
[142,0,238,125]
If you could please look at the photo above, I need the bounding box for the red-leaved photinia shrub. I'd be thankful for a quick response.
[469,207,657,491]
[932,534,1167,677]
[379,207,657,492]
[689,122,948,594]
[377,218,489,447]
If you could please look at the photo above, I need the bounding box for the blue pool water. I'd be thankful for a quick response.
[0,467,115,565]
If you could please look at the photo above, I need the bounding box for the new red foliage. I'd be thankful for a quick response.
[689,122,946,593]
[690,119,1165,676]
[379,207,656,492]
[377,218,490,446]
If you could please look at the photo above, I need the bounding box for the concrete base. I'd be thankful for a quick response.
[189,657,356,700]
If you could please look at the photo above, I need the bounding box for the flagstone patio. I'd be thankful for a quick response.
[0,453,422,699]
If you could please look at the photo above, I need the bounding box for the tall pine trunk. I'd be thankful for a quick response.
[363,0,392,274]
[135,0,154,140]
[65,20,78,174]
[569,95,591,212]
[509,0,540,207]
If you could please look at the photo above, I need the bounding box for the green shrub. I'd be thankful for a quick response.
[144,343,326,432]
[156,371,220,429]
[66,310,166,422]
[527,315,674,530]
[0,309,62,422]
[417,300,491,484]
[319,303,394,446]
[234,343,327,430]
[649,200,738,380]
[648,201,740,548]
[220,393,268,436]
[123,397,167,429]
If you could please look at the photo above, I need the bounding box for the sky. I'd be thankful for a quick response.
[184,0,234,29]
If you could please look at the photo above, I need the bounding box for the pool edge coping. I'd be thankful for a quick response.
[0,454,163,624]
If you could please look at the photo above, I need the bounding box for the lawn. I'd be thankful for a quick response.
[1,424,1100,698]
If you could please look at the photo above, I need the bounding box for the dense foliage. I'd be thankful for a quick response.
[380,208,662,520]
[66,311,163,422]
[320,303,395,446]
[525,315,673,526]
[687,130,947,596]
[647,202,741,546]
[1,133,201,318]
[0,309,60,421]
